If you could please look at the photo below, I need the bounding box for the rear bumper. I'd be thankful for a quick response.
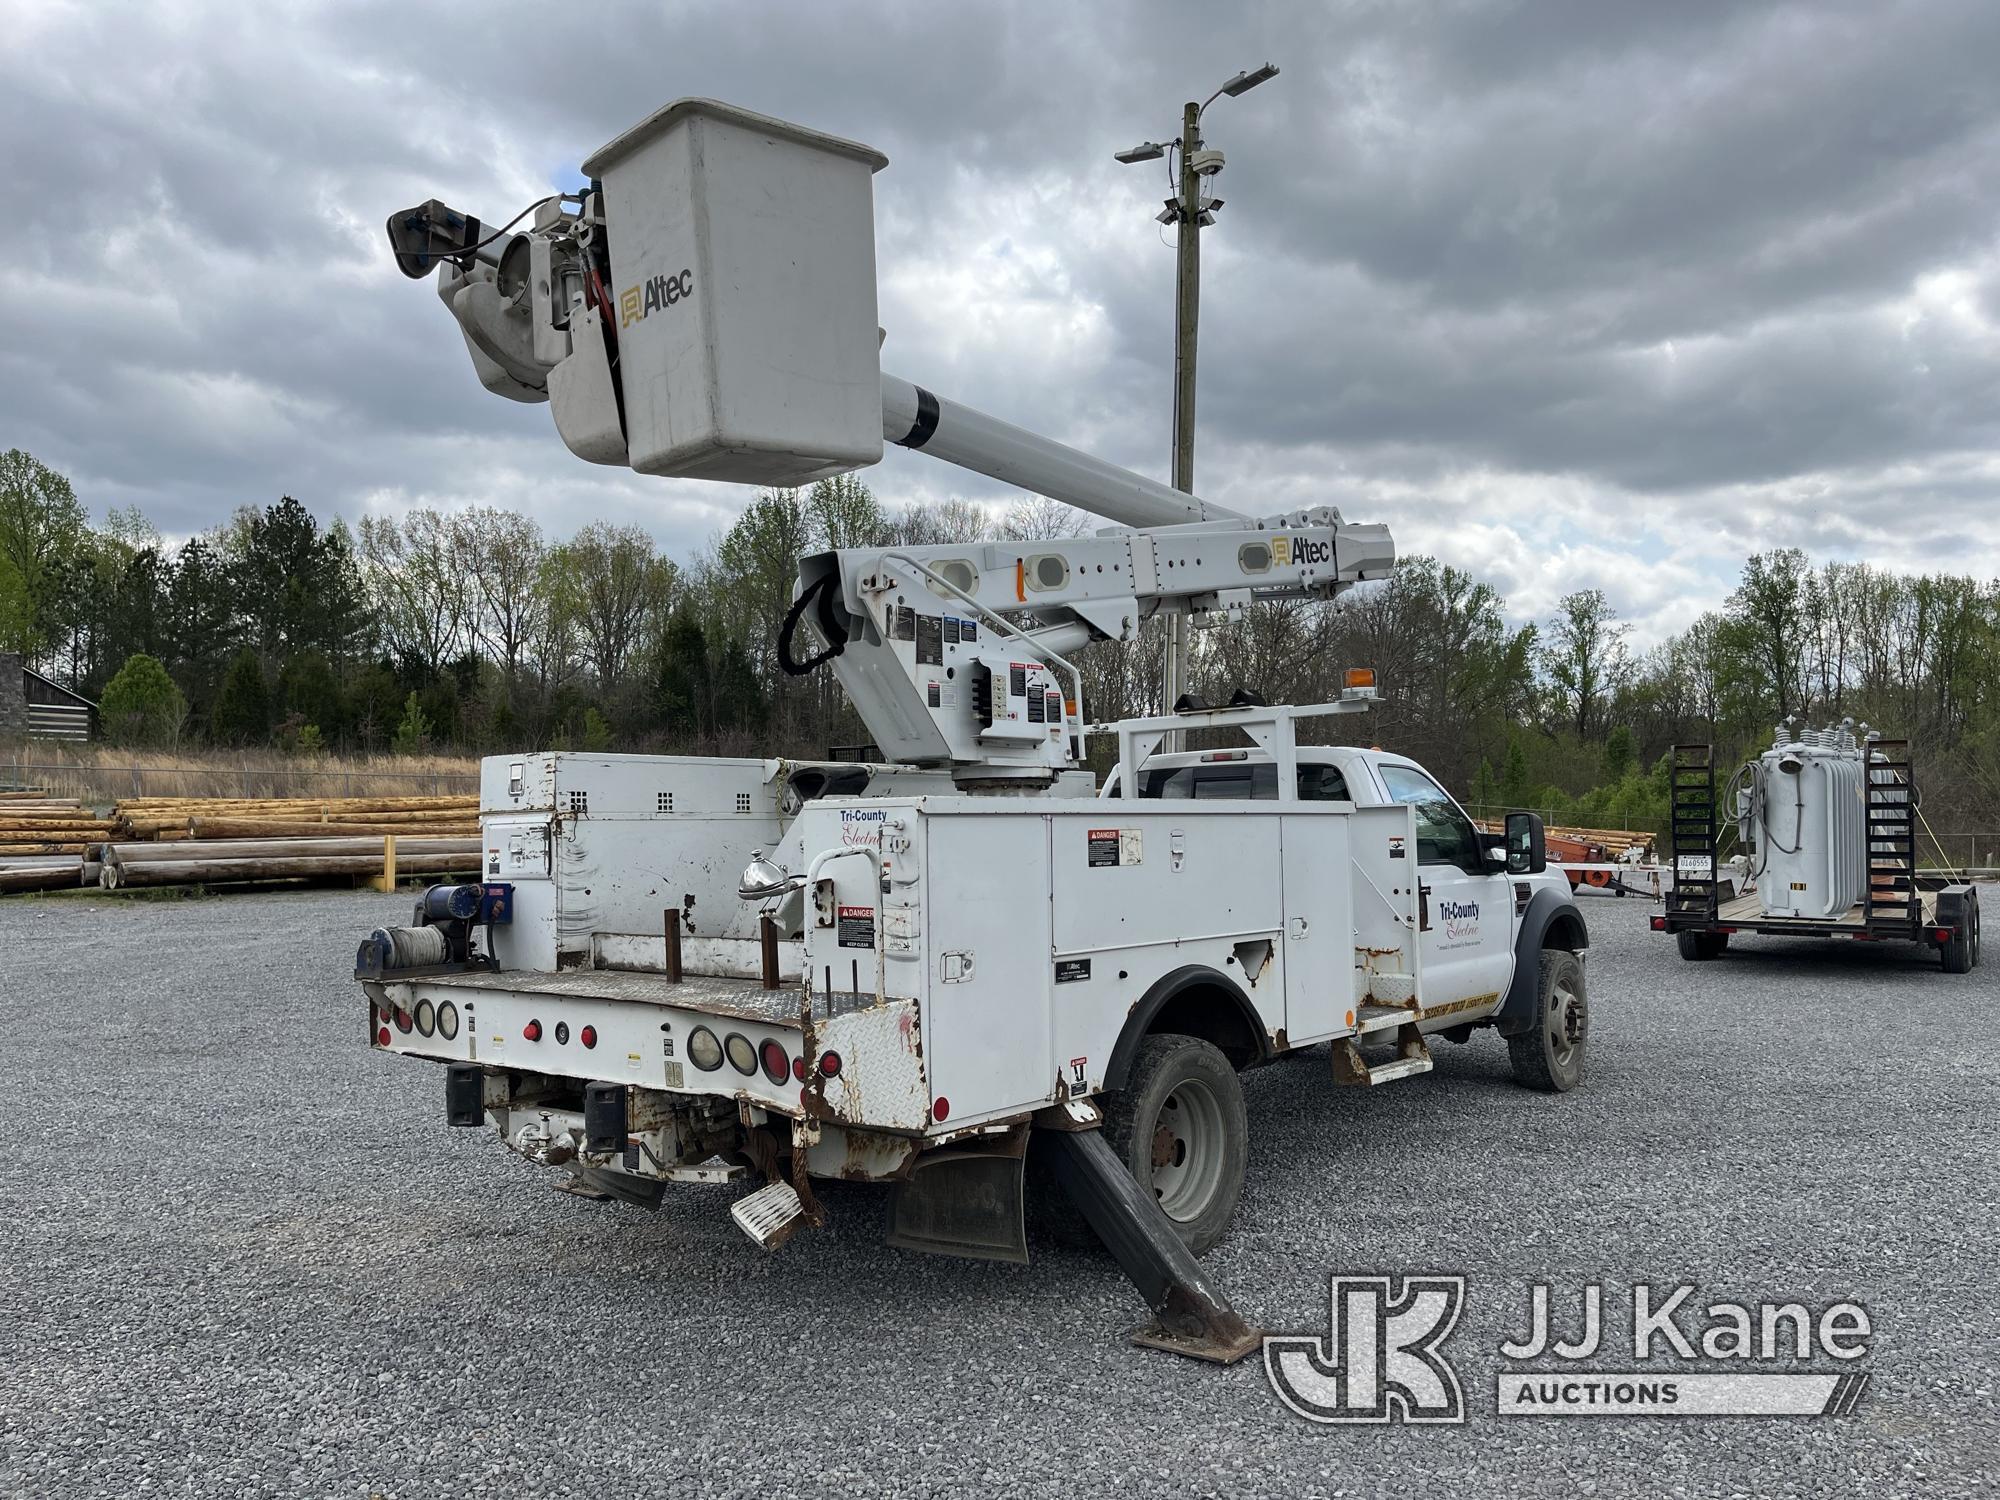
[361,964,939,1134]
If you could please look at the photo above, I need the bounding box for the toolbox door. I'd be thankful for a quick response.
[1280,809,1356,1045]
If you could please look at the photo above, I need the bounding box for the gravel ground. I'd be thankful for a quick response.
[0,887,1994,1499]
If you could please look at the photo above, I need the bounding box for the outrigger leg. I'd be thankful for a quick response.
[1047,1129,1264,1365]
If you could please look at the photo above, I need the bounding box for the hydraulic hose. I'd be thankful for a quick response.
[777,572,850,676]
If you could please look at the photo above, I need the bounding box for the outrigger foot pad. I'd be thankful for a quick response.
[1046,1128,1263,1365]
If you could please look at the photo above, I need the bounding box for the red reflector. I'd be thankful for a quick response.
[1936,927,1953,943]
[820,1051,842,1078]
[1650,916,1665,931]
[523,1019,543,1042]
[580,1025,597,1049]
[932,1096,950,1123]
[376,1026,390,1047]
[760,1039,789,1084]
[792,1055,808,1082]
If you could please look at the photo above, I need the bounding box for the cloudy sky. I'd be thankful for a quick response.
[4,0,1996,645]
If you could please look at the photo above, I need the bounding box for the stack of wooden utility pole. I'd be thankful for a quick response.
[0,792,484,895]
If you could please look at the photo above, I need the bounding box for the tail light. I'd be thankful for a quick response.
[580,1025,598,1049]
[819,1051,842,1078]
[791,1056,808,1082]
[760,1039,789,1084]
[394,1009,414,1033]
[523,1019,543,1042]
[1650,916,1666,931]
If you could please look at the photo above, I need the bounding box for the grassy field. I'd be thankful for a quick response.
[0,745,480,804]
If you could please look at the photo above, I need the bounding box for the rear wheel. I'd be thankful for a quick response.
[1942,899,1976,973]
[1676,929,1726,961]
[1508,949,1587,1092]
[1101,1033,1247,1256]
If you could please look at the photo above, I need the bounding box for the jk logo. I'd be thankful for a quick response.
[1265,1276,1466,1424]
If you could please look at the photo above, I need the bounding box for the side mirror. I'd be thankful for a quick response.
[1505,811,1547,875]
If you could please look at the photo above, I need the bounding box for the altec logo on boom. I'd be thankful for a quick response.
[618,268,695,328]
[1270,535,1332,568]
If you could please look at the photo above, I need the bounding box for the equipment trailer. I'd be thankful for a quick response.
[363,95,1593,1359]
[1658,726,1981,971]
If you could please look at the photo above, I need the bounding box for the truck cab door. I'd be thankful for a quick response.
[1373,763,1513,1019]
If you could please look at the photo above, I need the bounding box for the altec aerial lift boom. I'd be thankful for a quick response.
[366,99,1587,1360]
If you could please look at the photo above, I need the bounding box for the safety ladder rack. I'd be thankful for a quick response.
[1864,739,1917,934]
[1667,743,1718,923]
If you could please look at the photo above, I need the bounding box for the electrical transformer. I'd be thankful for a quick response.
[1734,718,1875,920]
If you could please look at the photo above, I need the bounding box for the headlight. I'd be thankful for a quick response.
[688,1026,724,1072]
[436,1001,460,1041]
[414,999,436,1037]
[724,1032,757,1076]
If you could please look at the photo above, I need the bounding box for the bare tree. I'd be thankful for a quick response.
[455,507,546,691]
[555,521,674,691]
[1542,588,1631,740]
[357,509,475,679]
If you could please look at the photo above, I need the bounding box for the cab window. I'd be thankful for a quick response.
[1376,764,1483,872]
[1139,762,1350,801]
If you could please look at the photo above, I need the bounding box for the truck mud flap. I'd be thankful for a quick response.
[885,1129,1030,1265]
[1047,1129,1263,1365]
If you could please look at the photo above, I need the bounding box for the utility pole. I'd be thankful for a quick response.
[1164,98,1202,721]
[1117,65,1279,735]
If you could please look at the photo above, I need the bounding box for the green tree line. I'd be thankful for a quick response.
[6,448,1996,831]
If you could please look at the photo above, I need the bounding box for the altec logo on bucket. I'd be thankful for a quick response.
[1266,1277,1873,1424]
[618,268,695,328]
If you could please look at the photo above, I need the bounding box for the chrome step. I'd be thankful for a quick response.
[1332,1022,1434,1087]
[1354,1002,1416,1036]
[730,1180,807,1251]
[1359,1054,1434,1085]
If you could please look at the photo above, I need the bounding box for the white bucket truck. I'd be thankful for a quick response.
[365,98,1590,1359]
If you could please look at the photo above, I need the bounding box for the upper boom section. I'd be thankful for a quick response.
[386,97,1247,532]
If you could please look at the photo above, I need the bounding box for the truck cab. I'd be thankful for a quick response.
[1109,742,1579,1026]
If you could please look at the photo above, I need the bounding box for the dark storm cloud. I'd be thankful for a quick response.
[1,0,1994,636]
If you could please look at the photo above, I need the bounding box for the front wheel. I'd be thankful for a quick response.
[1507,949,1587,1092]
[1101,1033,1247,1256]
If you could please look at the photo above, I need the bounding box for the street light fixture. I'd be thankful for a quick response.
[1215,63,1281,100]
[1114,63,1280,733]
